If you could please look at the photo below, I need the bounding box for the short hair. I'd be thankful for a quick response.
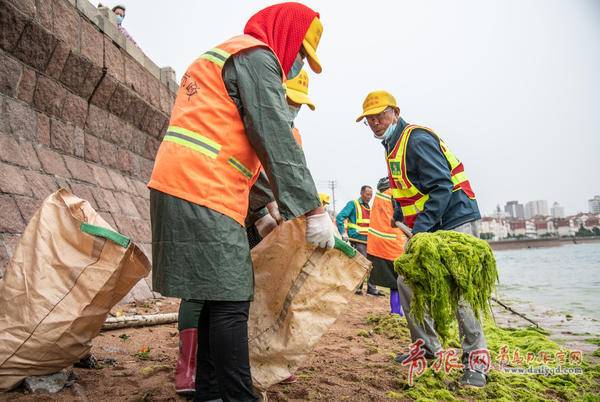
[360,185,372,193]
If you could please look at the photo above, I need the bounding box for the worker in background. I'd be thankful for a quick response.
[357,90,487,388]
[336,186,385,296]
[149,4,332,400]
[366,177,407,315]
[109,4,138,46]
[170,62,322,396]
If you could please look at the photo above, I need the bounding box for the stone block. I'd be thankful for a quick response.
[89,164,114,189]
[133,179,149,199]
[124,38,144,66]
[0,132,25,166]
[61,92,87,128]
[122,95,147,128]
[114,191,140,218]
[53,0,81,51]
[129,128,147,156]
[106,113,132,144]
[124,57,145,96]
[5,97,37,141]
[93,188,118,212]
[76,0,100,25]
[158,83,174,115]
[107,83,134,118]
[36,146,70,177]
[144,136,160,160]
[143,54,160,80]
[106,169,129,193]
[135,218,151,243]
[50,118,76,155]
[0,50,21,97]
[14,195,42,223]
[34,75,67,118]
[0,1,28,52]
[13,22,57,71]
[81,64,104,100]
[97,138,117,169]
[98,211,117,230]
[104,36,124,82]
[146,73,160,109]
[0,162,30,195]
[6,0,35,18]
[114,147,132,175]
[60,51,91,97]
[16,65,36,104]
[113,214,137,238]
[140,107,167,138]
[83,132,99,163]
[84,104,107,138]
[0,195,25,233]
[69,181,97,209]
[138,157,153,181]
[89,73,117,108]
[19,141,41,171]
[45,40,71,80]
[35,0,53,30]
[54,176,70,191]
[131,195,150,219]
[64,155,94,183]
[159,67,176,87]
[36,111,50,145]
[73,126,84,158]
[23,170,58,199]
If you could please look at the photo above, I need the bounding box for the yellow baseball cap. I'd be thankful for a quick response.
[355,90,397,122]
[285,69,315,110]
[302,17,323,74]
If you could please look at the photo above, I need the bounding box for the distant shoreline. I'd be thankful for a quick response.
[489,236,600,251]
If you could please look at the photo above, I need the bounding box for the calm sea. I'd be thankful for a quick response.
[494,243,600,321]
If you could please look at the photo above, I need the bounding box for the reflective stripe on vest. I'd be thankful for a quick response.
[148,35,284,225]
[366,189,406,260]
[387,125,476,229]
[348,199,370,236]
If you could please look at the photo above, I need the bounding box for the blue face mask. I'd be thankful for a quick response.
[375,122,397,141]
[287,54,304,80]
[116,15,124,25]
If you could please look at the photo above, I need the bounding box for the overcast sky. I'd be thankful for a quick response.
[108,0,600,216]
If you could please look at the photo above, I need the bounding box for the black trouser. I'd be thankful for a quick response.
[194,300,258,402]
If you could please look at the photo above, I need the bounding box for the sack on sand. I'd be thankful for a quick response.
[248,219,370,390]
[0,189,151,391]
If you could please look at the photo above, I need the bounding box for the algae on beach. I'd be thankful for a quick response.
[394,230,498,343]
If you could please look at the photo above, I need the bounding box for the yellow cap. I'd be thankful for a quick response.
[355,90,397,122]
[302,17,323,74]
[285,69,315,111]
[319,193,331,206]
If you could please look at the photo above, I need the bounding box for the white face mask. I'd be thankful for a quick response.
[374,122,397,141]
[288,104,301,121]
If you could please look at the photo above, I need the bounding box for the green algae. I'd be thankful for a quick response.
[394,230,498,344]
[366,313,410,340]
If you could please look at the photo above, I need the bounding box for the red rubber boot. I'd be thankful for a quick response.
[175,328,198,396]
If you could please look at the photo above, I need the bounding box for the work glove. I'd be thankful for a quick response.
[306,213,335,249]
[255,213,278,238]
[266,201,282,224]
[342,233,349,242]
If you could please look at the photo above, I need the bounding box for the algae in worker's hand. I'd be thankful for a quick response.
[394,230,498,344]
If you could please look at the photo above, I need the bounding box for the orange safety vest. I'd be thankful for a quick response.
[366,190,406,261]
[148,35,284,225]
[292,127,302,147]
[387,125,476,229]
[347,199,370,242]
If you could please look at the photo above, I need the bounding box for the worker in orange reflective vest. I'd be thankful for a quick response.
[149,4,333,400]
[366,177,407,315]
[172,67,318,395]
[357,90,488,388]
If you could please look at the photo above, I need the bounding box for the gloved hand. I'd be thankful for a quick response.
[306,213,335,249]
[342,233,349,242]
[255,213,278,238]
[266,201,282,224]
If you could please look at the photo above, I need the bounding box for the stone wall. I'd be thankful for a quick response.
[0,0,178,301]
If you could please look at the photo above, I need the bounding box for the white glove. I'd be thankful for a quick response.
[306,213,335,249]
[342,233,349,242]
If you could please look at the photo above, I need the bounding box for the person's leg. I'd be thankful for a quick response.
[455,300,487,367]
[209,301,258,402]
[396,275,442,357]
[194,302,221,402]
[176,299,204,395]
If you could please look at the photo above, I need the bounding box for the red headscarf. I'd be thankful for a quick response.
[244,2,319,76]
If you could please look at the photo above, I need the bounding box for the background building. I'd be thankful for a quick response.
[550,202,565,218]
[504,200,525,219]
[589,195,600,214]
[525,200,548,219]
